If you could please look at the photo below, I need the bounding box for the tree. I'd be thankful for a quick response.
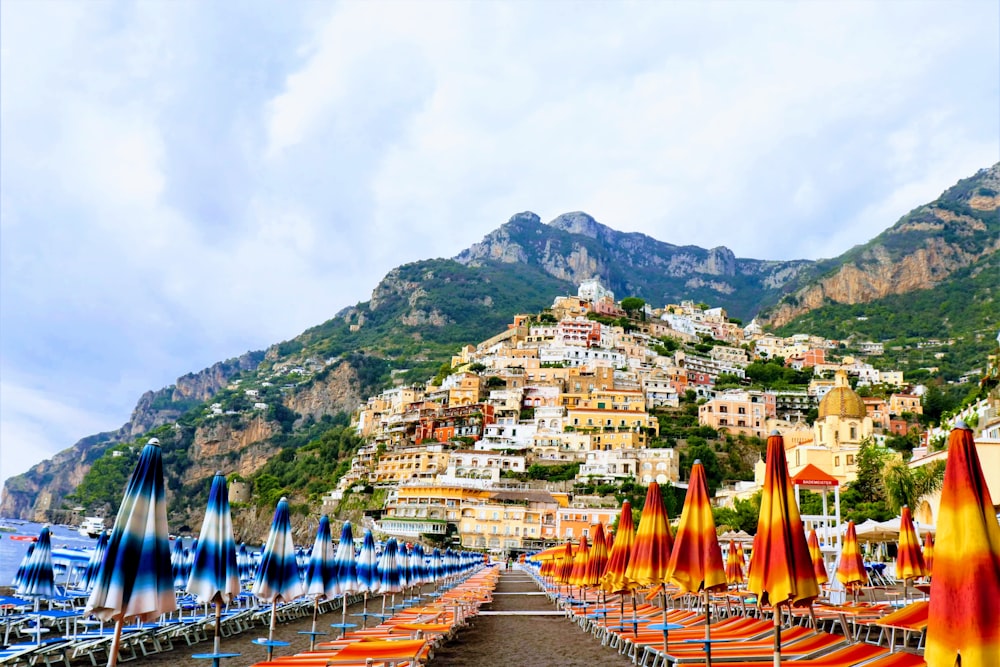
[882,460,946,514]
[621,297,646,320]
[851,438,891,504]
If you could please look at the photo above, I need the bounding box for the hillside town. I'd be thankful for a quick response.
[246,279,1000,557]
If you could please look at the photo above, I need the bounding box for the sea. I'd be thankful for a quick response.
[0,519,99,587]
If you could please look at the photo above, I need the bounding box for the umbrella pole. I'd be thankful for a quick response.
[704,589,712,667]
[362,592,369,629]
[214,600,222,656]
[772,603,782,667]
[310,597,319,651]
[661,583,670,655]
[106,618,124,667]
[632,591,638,638]
[339,593,348,637]
[267,601,277,661]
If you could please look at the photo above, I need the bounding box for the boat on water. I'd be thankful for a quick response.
[10,534,37,542]
[78,516,105,538]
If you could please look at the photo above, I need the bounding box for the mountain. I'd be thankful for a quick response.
[3,163,997,522]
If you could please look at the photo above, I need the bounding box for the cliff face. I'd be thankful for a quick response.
[764,163,1000,327]
[286,363,364,424]
[0,351,264,520]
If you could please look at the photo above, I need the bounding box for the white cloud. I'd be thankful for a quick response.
[1,0,997,490]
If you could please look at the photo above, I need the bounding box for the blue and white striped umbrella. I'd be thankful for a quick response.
[171,538,187,589]
[376,538,402,595]
[305,515,338,599]
[12,542,35,589]
[182,539,198,583]
[409,544,426,587]
[187,473,240,605]
[332,522,358,598]
[85,438,177,624]
[15,526,56,600]
[237,543,252,583]
[252,497,305,658]
[81,530,110,592]
[252,497,305,603]
[355,529,378,594]
[429,548,443,583]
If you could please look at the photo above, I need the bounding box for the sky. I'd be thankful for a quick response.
[1,1,998,492]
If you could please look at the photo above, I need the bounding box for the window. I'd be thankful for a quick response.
[847,455,854,465]
[835,456,840,467]
[719,406,728,413]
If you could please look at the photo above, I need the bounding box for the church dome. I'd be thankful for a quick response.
[818,370,866,420]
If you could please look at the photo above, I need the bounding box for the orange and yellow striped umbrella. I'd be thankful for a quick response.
[748,432,819,609]
[895,506,926,582]
[836,520,867,592]
[667,461,727,593]
[735,540,746,572]
[624,481,673,588]
[922,531,934,576]
[926,424,1000,667]
[586,524,609,587]
[726,540,744,585]
[807,529,828,586]
[556,540,575,585]
[600,501,635,593]
[568,536,590,587]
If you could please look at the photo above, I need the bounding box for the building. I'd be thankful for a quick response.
[698,390,775,439]
[889,393,923,417]
[556,505,621,540]
[636,448,680,485]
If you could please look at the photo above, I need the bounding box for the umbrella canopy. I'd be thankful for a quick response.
[355,529,378,593]
[15,526,56,600]
[555,540,575,585]
[600,500,635,592]
[187,473,240,605]
[667,461,726,594]
[747,432,819,608]
[12,543,35,590]
[82,530,110,592]
[894,506,926,582]
[376,538,401,593]
[922,531,934,576]
[429,548,443,583]
[624,482,673,589]
[305,515,338,599]
[586,523,610,587]
[252,497,306,603]
[568,536,591,587]
[836,521,868,591]
[332,521,358,596]
[725,540,745,585]
[85,438,178,622]
[171,538,187,589]
[806,530,828,586]
[237,543,252,583]
[926,423,1000,667]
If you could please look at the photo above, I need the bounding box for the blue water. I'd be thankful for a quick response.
[0,519,99,587]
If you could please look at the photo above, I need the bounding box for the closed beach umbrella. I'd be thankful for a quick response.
[922,532,934,576]
[82,530,110,593]
[187,472,240,656]
[555,540,575,590]
[171,538,187,589]
[15,526,56,645]
[587,523,610,587]
[667,461,727,667]
[183,539,198,584]
[601,500,635,594]
[304,515,337,648]
[237,543,251,583]
[330,521,358,636]
[806,530,828,586]
[355,529,378,626]
[625,482,674,651]
[926,423,1000,667]
[429,548,443,584]
[12,543,35,590]
[568,536,590,587]
[735,541,746,573]
[836,521,867,599]
[747,432,818,667]
[85,437,177,667]
[252,496,305,660]
[894,505,926,602]
[726,540,745,586]
[376,538,402,616]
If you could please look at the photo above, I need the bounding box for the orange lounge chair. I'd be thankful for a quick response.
[251,638,429,667]
[694,642,886,667]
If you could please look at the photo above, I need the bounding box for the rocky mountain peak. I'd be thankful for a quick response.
[548,211,602,238]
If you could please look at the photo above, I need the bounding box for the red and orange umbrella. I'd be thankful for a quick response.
[725,540,745,585]
[555,540,575,587]
[601,500,635,594]
[568,536,590,589]
[922,531,934,577]
[668,461,727,667]
[624,481,674,653]
[586,524,609,587]
[836,521,867,598]
[747,432,819,667]
[807,529,828,586]
[735,541,746,573]
[895,505,926,601]
[926,423,1000,667]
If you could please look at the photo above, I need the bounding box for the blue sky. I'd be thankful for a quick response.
[1,1,997,491]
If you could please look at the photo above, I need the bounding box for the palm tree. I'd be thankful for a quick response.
[883,460,946,514]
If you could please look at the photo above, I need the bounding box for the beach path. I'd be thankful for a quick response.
[428,567,633,666]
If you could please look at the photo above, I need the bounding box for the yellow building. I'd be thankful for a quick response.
[459,489,559,552]
[909,437,1000,526]
[381,482,490,540]
[447,372,482,406]
[372,444,451,484]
